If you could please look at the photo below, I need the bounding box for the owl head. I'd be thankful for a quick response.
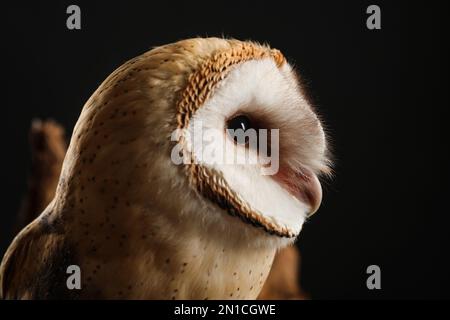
[60,38,331,251]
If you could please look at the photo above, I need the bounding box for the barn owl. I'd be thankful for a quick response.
[0,38,330,299]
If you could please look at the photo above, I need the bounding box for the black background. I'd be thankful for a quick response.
[2,0,449,299]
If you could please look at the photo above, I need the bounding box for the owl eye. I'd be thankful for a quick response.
[226,114,255,146]
[227,114,252,132]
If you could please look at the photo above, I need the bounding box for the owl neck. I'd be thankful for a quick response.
[54,186,279,299]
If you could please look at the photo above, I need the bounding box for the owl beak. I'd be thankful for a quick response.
[273,167,323,217]
[299,168,322,216]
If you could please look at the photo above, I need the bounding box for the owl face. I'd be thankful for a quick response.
[174,42,330,239]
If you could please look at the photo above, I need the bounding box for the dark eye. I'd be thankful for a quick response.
[227,115,252,132]
[226,114,255,145]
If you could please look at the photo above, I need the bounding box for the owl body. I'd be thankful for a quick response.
[0,38,329,299]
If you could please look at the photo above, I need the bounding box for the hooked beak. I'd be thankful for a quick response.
[273,166,323,217]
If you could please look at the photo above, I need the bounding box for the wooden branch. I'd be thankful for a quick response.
[14,119,67,233]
